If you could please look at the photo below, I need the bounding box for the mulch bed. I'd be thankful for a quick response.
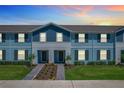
[34,63,57,80]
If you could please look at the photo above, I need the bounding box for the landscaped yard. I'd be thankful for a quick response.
[0,65,32,80]
[65,65,124,80]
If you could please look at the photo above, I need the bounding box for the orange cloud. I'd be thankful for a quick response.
[58,5,94,17]
[105,5,124,11]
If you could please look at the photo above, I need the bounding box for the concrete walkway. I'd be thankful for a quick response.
[56,64,65,80]
[0,80,124,88]
[23,64,44,80]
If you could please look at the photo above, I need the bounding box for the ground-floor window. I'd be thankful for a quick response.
[100,50,107,60]
[78,50,85,60]
[18,50,25,60]
[0,50,3,60]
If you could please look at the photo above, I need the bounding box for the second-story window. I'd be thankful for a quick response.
[40,33,46,42]
[18,33,25,42]
[0,33,2,42]
[56,32,63,42]
[100,34,107,43]
[78,33,85,43]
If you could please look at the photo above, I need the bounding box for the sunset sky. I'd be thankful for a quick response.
[0,5,124,25]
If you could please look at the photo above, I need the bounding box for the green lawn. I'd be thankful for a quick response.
[0,65,32,80]
[65,65,124,80]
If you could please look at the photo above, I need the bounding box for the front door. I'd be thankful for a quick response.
[54,50,65,64]
[38,50,49,63]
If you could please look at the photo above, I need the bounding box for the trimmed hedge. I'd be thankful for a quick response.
[108,60,115,65]
[0,60,30,65]
[74,61,85,65]
[87,61,107,65]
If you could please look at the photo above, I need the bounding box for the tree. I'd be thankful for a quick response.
[65,55,71,65]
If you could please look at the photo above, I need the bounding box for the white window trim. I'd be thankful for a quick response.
[40,33,46,42]
[78,50,85,60]
[56,32,63,42]
[0,50,3,60]
[18,33,25,43]
[0,33,2,43]
[100,34,107,43]
[100,50,107,60]
[78,33,85,43]
[18,50,25,60]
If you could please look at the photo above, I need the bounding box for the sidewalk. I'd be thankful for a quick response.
[56,64,65,80]
[23,64,44,80]
[0,80,124,88]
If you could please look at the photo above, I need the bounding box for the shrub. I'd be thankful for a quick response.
[74,61,85,65]
[108,60,115,65]
[87,61,107,65]
[87,61,96,65]
[74,61,81,65]
[96,61,106,65]
[0,60,30,65]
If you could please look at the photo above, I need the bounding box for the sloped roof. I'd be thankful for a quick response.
[0,23,123,33]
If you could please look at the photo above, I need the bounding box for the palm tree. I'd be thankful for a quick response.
[28,54,35,66]
[65,55,71,65]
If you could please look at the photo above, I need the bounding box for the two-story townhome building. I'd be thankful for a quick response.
[0,23,124,64]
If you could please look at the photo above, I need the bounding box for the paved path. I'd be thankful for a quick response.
[23,64,44,80]
[0,80,124,88]
[56,64,65,80]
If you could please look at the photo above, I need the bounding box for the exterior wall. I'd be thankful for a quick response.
[32,42,71,64]
[71,33,115,64]
[0,24,123,64]
[0,32,32,61]
[115,30,124,64]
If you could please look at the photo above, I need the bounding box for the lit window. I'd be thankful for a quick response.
[40,33,46,42]
[0,33,2,42]
[78,33,85,43]
[0,50,2,60]
[101,34,107,43]
[56,32,63,42]
[100,50,107,60]
[18,33,25,42]
[18,50,25,60]
[78,50,85,60]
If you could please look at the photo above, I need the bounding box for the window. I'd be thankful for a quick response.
[100,34,107,43]
[0,33,2,42]
[18,50,25,60]
[18,33,25,42]
[40,33,46,42]
[100,50,107,60]
[78,50,85,60]
[78,33,85,43]
[56,32,63,42]
[0,50,2,60]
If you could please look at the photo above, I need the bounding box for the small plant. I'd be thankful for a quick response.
[87,61,96,65]
[65,55,71,65]
[74,61,81,65]
[27,54,35,66]
[96,61,106,65]
[108,60,115,65]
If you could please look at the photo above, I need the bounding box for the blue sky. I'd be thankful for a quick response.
[0,5,124,25]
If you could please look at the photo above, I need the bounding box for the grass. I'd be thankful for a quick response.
[65,65,124,80]
[0,65,32,80]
